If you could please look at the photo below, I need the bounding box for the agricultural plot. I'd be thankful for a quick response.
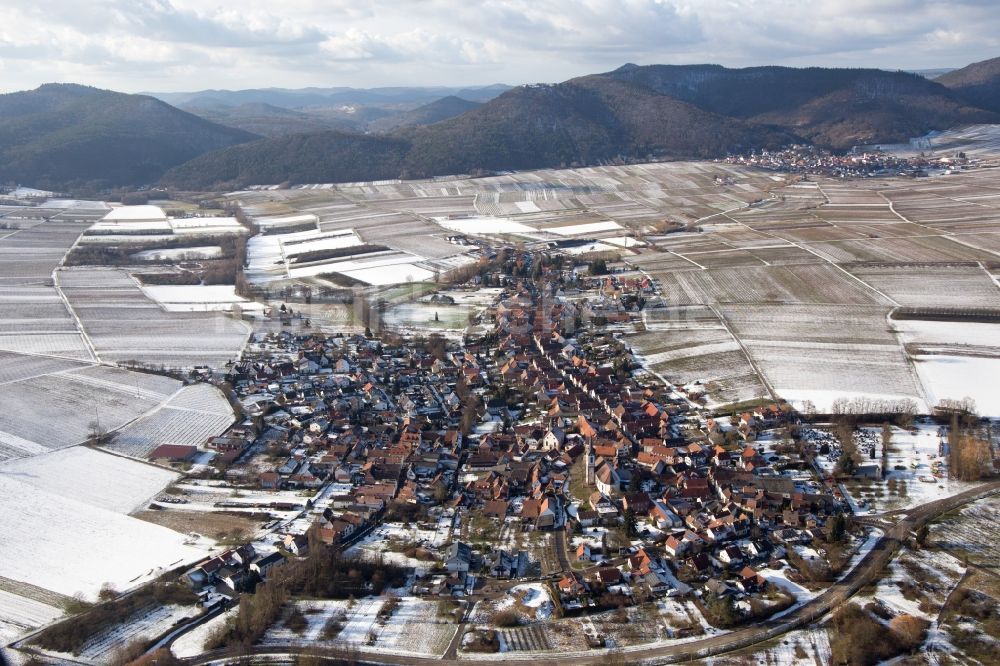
[76,603,196,662]
[60,268,251,368]
[0,221,89,285]
[847,264,1000,308]
[628,309,769,405]
[0,589,63,648]
[806,235,997,263]
[650,264,885,305]
[720,304,925,412]
[0,446,179,513]
[931,494,1000,567]
[141,285,257,313]
[0,366,177,458]
[892,319,1000,415]
[0,471,206,600]
[107,383,235,459]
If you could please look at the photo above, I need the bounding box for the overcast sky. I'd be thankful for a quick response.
[1,0,997,93]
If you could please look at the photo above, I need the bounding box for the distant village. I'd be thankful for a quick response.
[724,145,972,178]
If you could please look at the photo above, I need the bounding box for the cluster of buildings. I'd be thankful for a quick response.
[724,146,956,178]
[174,250,852,624]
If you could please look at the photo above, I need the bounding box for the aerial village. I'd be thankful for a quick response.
[160,246,868,646]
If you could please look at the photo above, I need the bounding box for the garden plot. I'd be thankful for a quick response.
[107,383,235,459]
[0,473,207,600]
[76,603,196,662]
[813,425,980,512]
[130,246,223,261]
[847,264,1000,308]
[0,446,178,513]
[171,608,236,658]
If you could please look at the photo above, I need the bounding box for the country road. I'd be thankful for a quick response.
[181,480,1000,666]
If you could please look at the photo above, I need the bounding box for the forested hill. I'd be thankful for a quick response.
[937,57,1000,113]
[0,84,256,190]
[162,76,795,189]
[603,63,998,148]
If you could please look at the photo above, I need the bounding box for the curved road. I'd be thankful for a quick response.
[184,481,1000,666]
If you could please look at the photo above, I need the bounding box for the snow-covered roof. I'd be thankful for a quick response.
[102,205,168,222]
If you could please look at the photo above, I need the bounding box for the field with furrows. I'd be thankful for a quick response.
[0,372,169,452]
[847,263,1000,307]
[805,235,998,263]
[651,264,886,305]
[108,384,234,458]
[931,495,1000,566]
[60,268,251,367]
[0,221,89,284]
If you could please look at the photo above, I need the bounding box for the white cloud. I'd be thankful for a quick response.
[0,0,996,92]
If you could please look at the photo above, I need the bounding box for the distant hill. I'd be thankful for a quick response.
[937,57,1000,113]
[180,102,351,137]
[604,64,997,148]
[0,84,255,189]
[369,96,482,132]
[163,76,794,189]
[149,84,512,110]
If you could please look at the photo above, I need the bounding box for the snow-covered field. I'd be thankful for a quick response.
[141,285,258,313]
[130,246,223,261]
[433,216,537,235]
[0,469,207,599]
[0,365,180,459]
[546,221,623,236]
[0,589,63,648]
[107,383,235,459]
[171,608,236,658]
[911,355,1000,417]
[339,262,436,286]
[0,447,178,513]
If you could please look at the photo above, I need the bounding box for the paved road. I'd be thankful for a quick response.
[182,480,1000,666]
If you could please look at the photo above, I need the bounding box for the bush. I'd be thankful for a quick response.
[889,614,930,651]
[829,604,903,665]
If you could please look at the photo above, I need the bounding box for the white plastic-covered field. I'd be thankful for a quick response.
[0,454,206,600]
[107,383,235,459]
[545,220,623,236]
